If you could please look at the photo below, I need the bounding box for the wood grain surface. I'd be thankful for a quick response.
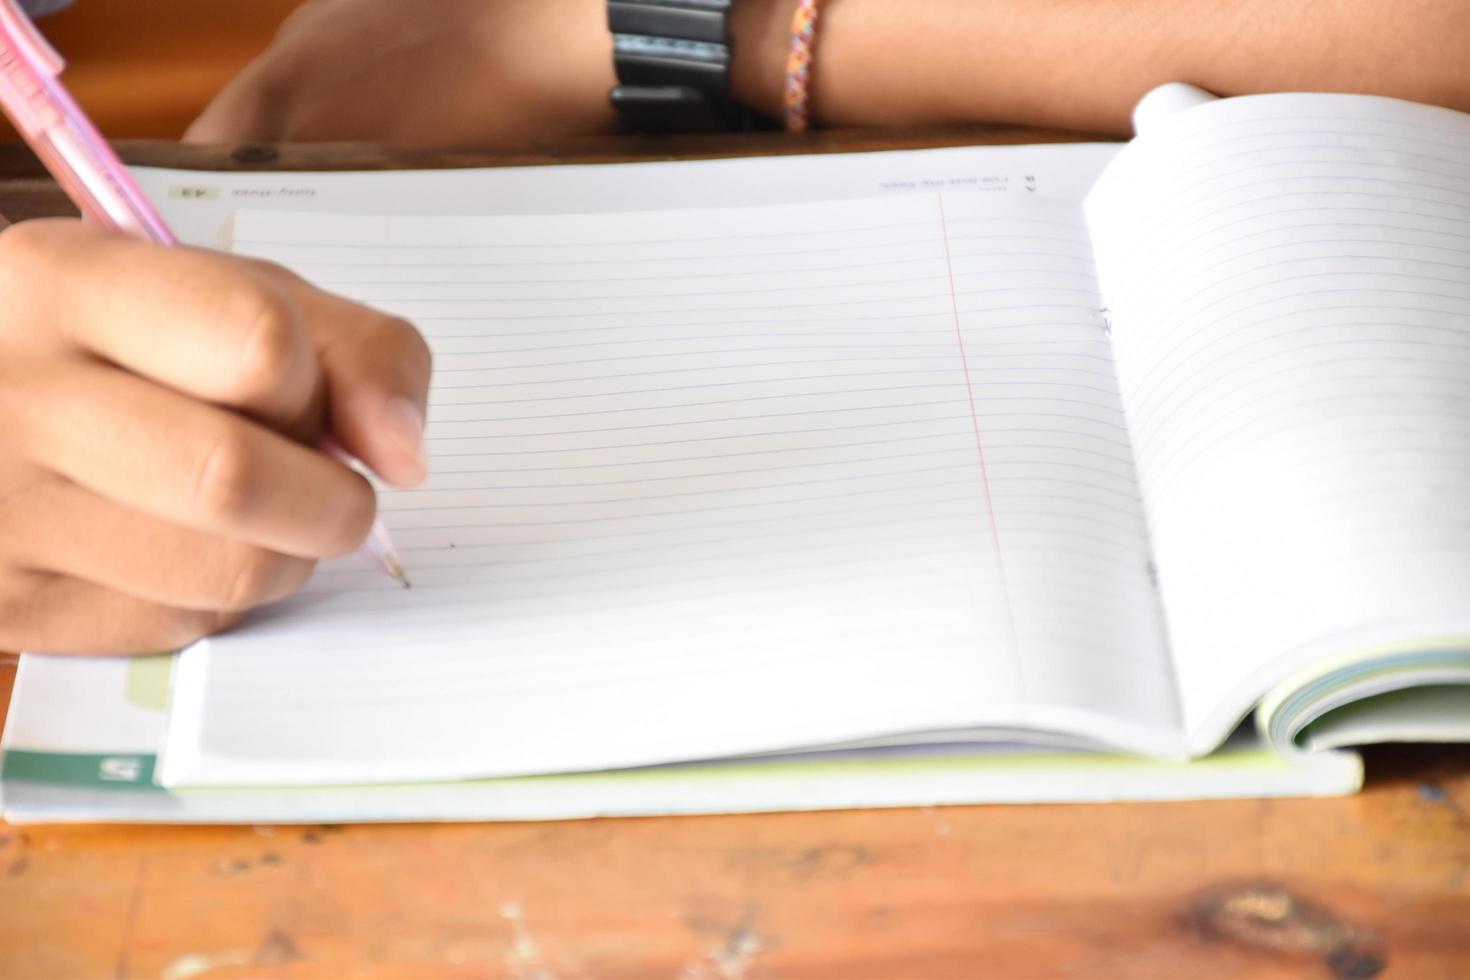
[0,0,301,140]
[1,135,1468,979]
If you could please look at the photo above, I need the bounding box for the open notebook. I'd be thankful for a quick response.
[4,86,1468,818]
[145,84,1470,790]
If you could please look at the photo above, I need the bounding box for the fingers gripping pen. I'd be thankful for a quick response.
[0,0,412,587]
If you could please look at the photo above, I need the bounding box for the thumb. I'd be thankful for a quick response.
[287,279,433,489]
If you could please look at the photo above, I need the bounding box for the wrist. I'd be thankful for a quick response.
[729,0,954,129]
[539,0,621,133]
[728,0,793,119]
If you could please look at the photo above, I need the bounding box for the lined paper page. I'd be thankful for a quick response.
[162,191,1175,787]
[1087,93,1470,748]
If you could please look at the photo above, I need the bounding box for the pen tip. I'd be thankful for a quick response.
[385,556,412,590]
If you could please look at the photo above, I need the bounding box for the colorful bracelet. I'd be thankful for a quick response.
[783,0,822,132]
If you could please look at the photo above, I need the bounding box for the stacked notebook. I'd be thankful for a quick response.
[4,84,1470,822]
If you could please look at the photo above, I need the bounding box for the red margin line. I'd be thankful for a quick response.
[935,192,1019,657]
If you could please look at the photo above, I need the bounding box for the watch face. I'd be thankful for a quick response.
[612,34,731,91]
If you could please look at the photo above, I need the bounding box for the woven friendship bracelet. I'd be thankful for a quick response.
[783,0,822,132]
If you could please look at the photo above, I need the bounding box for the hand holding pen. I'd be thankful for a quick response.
[0,0,429,654]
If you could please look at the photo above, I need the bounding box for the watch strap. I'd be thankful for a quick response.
[608,0,728,43]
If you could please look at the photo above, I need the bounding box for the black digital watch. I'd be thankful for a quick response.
[606,0,748,133]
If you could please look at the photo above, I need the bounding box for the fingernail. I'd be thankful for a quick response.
[383,396,427,478]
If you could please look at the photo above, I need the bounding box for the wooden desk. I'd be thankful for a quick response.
[1,135,1468,979]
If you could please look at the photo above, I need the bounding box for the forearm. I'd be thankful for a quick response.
[186,0,1470,147]
[730,0,1470,135]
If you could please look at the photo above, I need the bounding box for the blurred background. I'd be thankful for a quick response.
[2,0,299,139]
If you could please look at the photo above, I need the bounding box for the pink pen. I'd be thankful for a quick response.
[0,0,411,587]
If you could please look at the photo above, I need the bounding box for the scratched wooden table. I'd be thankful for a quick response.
[1,132,1468,980]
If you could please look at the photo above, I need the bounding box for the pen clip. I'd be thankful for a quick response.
[0,0,64,79]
